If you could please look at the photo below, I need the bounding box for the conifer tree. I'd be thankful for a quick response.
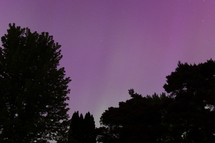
[68,112,80,143]
[0,24,71,142]
[84,112,96,143]
[68,112,96,143]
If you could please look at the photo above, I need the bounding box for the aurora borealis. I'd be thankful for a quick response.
[1,0,215,126]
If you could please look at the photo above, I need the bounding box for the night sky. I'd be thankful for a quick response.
[1,0,215,126]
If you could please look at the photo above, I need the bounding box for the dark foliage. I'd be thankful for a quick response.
[68,112,96,143]
[99,60,215,143]
[99,91,173,143]
[0,24,71,142]
[163,59,215,142]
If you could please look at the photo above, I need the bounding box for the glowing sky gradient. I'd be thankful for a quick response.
[1,0,215,126]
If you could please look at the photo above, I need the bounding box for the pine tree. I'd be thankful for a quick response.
[68,112,96,143]
[84,112,96,143]
[0,24,71,142]
[68,112,80,143]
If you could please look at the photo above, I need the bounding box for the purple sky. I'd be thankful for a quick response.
[1,0,215,126]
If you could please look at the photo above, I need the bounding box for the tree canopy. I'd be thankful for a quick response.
[163,60,215,142]
[99,90,173,143]
[99,60,215,143]
[0,24,71,142]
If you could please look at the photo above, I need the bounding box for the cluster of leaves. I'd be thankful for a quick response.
[0,24,71,142]
[68,112,96,143]
[99,60,215,143]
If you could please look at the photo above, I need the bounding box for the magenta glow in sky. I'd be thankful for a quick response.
[1,0,215,126]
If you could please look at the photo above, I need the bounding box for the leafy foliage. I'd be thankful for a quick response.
[163,60,215,142]
[99,60,215,143]
[99,90,173,143]
[0,24,71,142]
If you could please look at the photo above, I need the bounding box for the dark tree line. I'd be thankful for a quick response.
[1,23,215,142]
[98,60,215,143]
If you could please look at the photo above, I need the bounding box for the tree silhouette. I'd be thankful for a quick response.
[163,60,215,142]
[99,60,215,143]
[84,112,96,143]
[99,90,173,143]
[68,112,96,143]
[68,112,81,143]
[0,24,71,142]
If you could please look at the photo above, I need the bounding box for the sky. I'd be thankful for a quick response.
[1,0,215,126]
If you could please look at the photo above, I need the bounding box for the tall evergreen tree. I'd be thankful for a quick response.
[68,112,96,143]
[68,112,80,143]
[84,112,96,143]
[0,24,71,142]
